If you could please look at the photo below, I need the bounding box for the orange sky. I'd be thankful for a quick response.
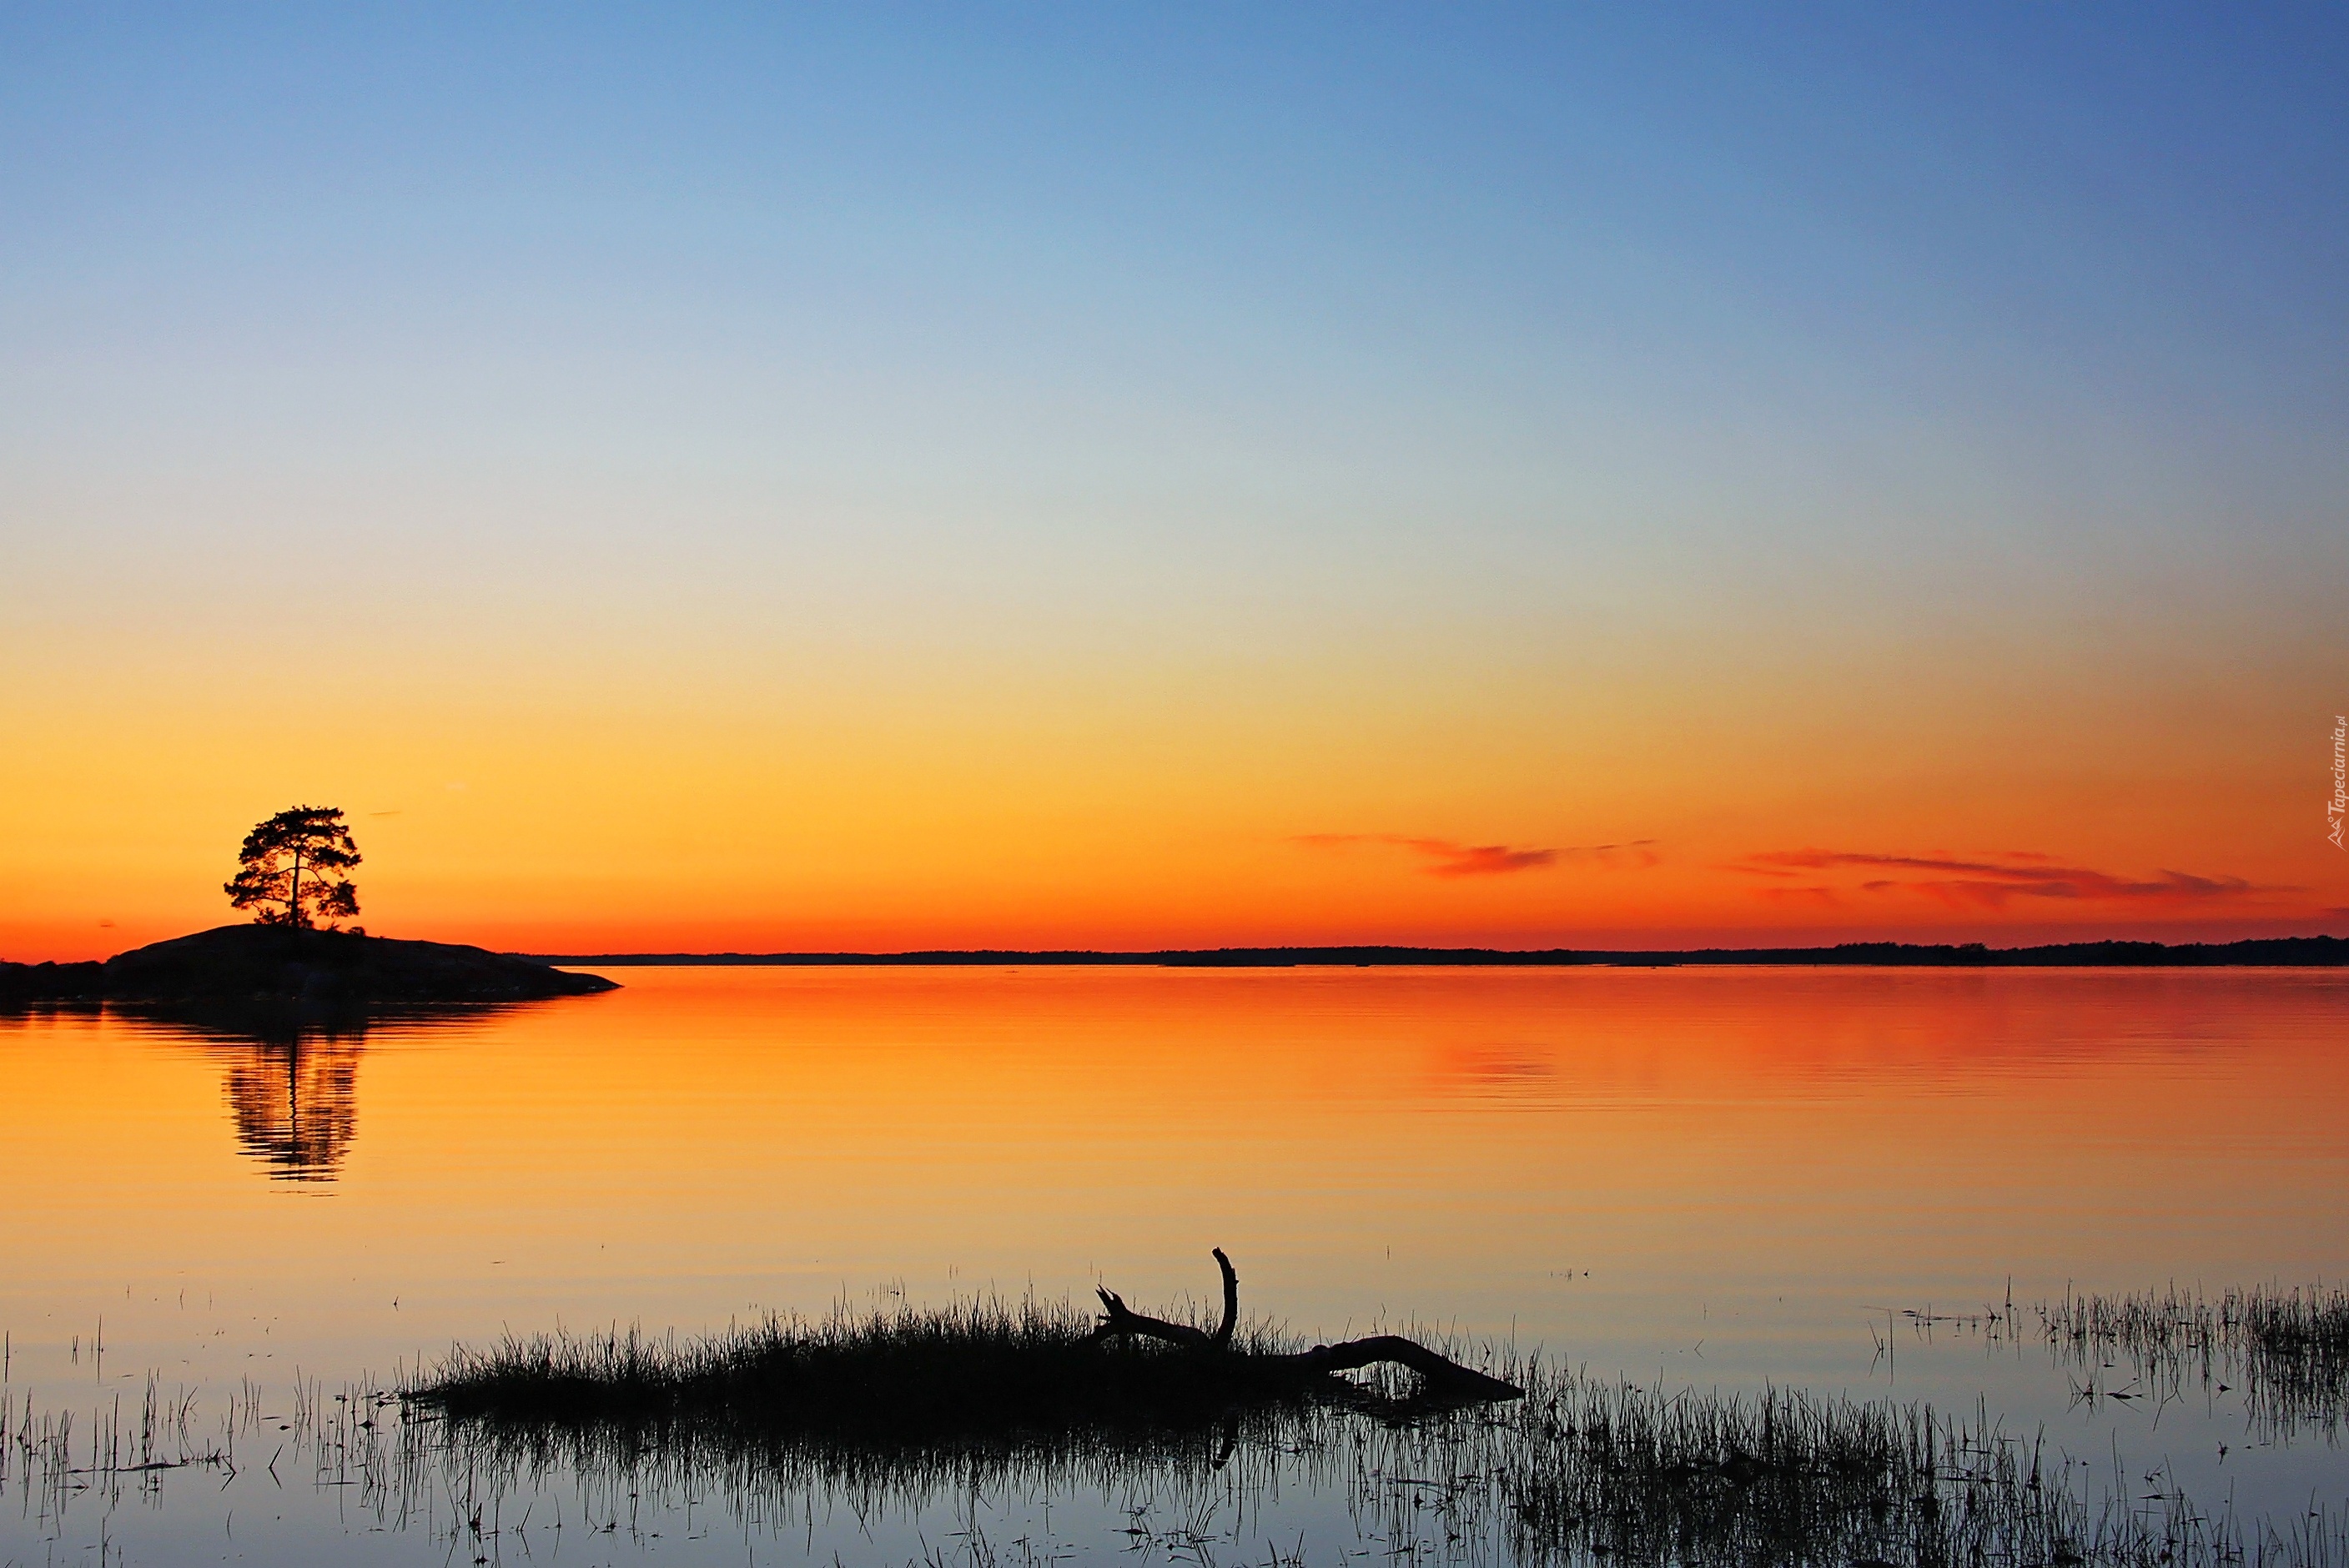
[3,625,2341,960]
[4,11,2346,962]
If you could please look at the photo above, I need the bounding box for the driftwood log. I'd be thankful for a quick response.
[1089,1248,1523,1403]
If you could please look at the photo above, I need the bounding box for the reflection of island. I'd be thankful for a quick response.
[136,1001,529,1183]
[0,926,614,1180]
[210,1033,366,1182]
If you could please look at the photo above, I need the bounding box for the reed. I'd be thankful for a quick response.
[409,1344,2349,1568]
[2040,1282,2349,1436]
[1474,1364,2327,1568]
[415,1292,1323,1444]
[16,1336,2349,1567]
[2042,1281,2349,1361]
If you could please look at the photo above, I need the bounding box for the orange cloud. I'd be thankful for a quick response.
[1738,849,2293,909]
[1753,884,1842,906]
[1297,835,1658,878]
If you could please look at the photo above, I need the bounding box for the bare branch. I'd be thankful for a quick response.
[1090,1249,1522,1402]
[1212,1247,1237,1350]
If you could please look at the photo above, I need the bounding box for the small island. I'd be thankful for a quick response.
[0,924,617,1007]
[0,805,616,1008]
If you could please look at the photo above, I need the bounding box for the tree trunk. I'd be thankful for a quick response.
[1089,1249,1522,1402]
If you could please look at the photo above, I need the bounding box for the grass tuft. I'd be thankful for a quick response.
[415,1293,1333,1445]
[2041,1282,2349,1435]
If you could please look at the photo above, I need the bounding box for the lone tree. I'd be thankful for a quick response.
[225,806,362,929]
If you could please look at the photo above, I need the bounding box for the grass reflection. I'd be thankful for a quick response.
[2042,1283,2349,1442]
[403,1354,2349,1568]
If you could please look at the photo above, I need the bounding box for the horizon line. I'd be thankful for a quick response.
[516,934,2349,970]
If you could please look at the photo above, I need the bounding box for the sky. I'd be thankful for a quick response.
[3,4,2345,960]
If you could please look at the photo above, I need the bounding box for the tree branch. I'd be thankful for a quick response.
[1275,1334,1524,1402]
[1089,1249,1522,1402]
[1211,1246,1237,1350]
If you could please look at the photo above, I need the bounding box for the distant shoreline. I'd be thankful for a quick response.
[526,935,2349,968]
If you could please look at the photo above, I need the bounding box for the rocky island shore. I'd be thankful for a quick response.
[0,925,617,1008]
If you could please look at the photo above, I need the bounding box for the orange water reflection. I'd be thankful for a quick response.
[210,1036,363,1180]
[0,966,2344,1391]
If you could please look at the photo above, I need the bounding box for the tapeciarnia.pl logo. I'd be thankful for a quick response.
[2331,714,2346,850]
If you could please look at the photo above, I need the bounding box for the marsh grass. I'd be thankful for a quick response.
[1473,1367,2342,1568]
[2,1367,380,1538]
[405,1294,2349,1566]
[2040,1284,2349,1438]
[408,1353,2349,1568]
[15,1338,2349,1566]
[416,1293,1322,1446]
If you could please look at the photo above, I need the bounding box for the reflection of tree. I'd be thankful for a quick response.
[214,1036,365,1182]
[124,1000,523,1184]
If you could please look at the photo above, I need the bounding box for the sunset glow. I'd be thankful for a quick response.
[8,18,2347,1568]
[3,10,2343,958]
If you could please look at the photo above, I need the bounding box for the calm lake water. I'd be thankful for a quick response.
[4,965,2346,1565]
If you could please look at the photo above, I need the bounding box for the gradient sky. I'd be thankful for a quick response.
[4,4,2345,959]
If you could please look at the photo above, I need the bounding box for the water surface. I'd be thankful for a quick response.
[5,965,2345,1562]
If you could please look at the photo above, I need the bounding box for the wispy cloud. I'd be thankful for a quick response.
[1753,884,1841,906]
[1734,848,2294,909]
[1297,834,1658,878]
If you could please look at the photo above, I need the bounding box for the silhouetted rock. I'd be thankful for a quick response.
[0,925,616,1007]
[0,958,108,1003]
